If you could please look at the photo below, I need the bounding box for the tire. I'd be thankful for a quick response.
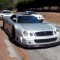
[39,19,43,23]
[12,27,16,40]
[3,21,5,30]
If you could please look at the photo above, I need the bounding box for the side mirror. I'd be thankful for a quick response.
[13,18,17,22]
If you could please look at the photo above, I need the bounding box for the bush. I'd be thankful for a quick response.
[16,0,60,11]
[0,0,13,10]
[16,0,34,11]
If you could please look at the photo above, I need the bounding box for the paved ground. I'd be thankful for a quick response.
[0,20,29,60]
[0,21,22,60]
[0,21,14,60]
[0,19,60,60]
[25,44,60,60]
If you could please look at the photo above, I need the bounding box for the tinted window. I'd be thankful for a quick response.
[28,11,36,14]
[18,16,39,23]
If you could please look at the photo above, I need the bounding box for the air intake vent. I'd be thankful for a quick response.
[35,31,53,36]
[34,37,57,43]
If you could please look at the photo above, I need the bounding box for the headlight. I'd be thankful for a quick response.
[30,32,33,36]
[54,31,56,34]
[23,31,28,36]
[54,29,60,35]
[1,15,3,17]
[56,29,59,32]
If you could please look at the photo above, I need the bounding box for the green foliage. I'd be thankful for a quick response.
[0,0,13,10]
[16,0,60,11]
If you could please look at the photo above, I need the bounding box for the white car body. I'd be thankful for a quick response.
[0,10,14,19]
[31,14,44,22]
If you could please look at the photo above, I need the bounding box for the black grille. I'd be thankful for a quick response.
[35,31,53,36]
[34,38,57,43]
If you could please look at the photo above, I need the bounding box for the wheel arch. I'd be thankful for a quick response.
[12,26,16,39]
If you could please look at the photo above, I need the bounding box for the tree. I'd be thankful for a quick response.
[16,0,34,11]
[0,0,13,10]
[16,0,60,11]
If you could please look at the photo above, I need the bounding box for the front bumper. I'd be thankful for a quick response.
[23,41,60,48]
[19,35,60,48]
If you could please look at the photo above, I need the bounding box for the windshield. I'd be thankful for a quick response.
[18,16,39,23]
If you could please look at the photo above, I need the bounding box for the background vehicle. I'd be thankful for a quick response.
[3,14,60,48]
[23,11,36,15]
[23,11,44,22]
[0,10,14,19]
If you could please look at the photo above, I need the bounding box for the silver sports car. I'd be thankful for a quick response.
[3,14,60,48]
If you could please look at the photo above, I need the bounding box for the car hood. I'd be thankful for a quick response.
[17,23,54,31]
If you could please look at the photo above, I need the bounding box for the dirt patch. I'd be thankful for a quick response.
[38,12,60,24]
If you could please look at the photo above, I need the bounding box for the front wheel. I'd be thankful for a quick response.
[12,27,16,40]
[3,21,5,30]
[39,19,43,23]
